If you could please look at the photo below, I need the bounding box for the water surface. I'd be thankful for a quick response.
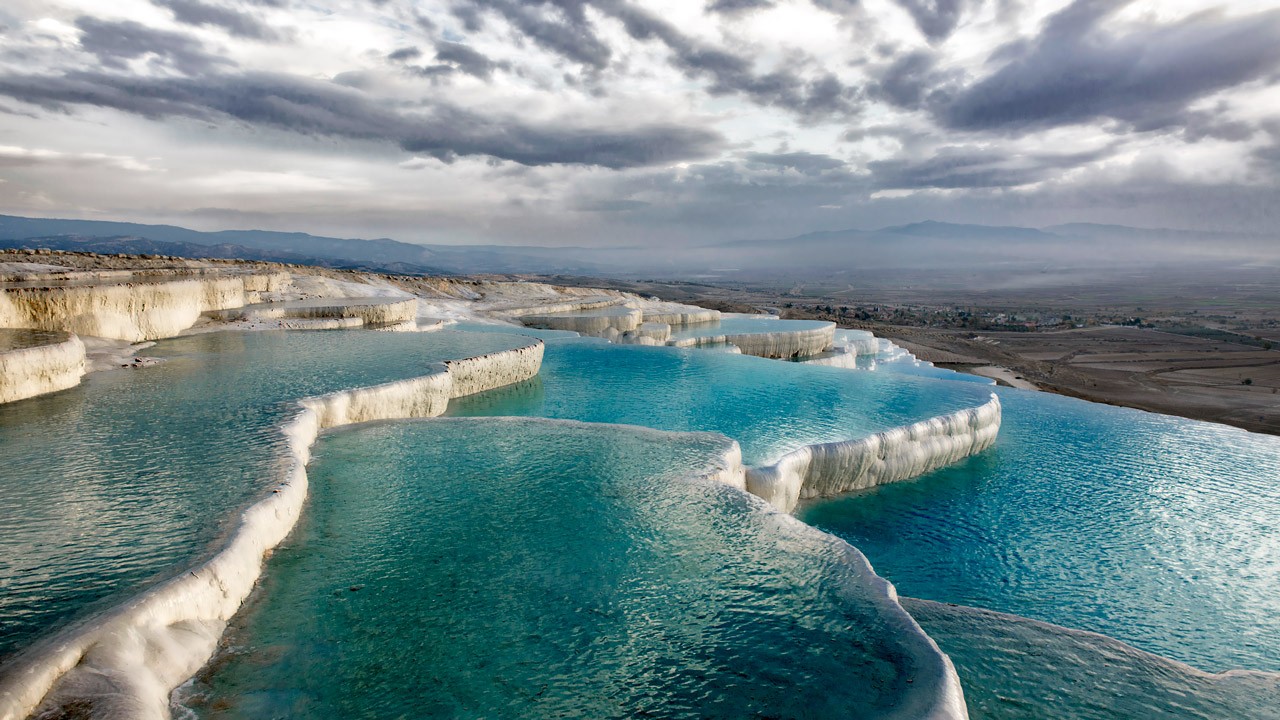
[190,418,950,719]
[449,338,991,465]
[803,387,1280,672]
[0,329,530,659]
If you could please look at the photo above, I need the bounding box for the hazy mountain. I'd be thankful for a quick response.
[1,215,1273,281]
[0,215,609,275]
[0,235,450,275]
[703,221,1277,278]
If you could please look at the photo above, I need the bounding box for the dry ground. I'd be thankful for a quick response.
[880,326,1280,435]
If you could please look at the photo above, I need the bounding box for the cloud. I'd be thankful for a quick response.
[153,0,282,41]
[705,0,775,14]
[74,16,229,75]
[447,0,860,119]
[433,40,512,79]
[1,0,1277,245]
[0,145,155,171]
[387,46,423,62]
[386,40,510,81]
[868,144,1116,190]
[939,1,1280,133]
[871,49,950,108]
[454,0,613,69]
[744,151,846,174]
[895,0,967,41]
[599,0,860,119]
[0,70,723,168]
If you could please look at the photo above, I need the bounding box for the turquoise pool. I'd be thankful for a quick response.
[187,419,953,719]
[447,337,991,465]
[0,329,531,660]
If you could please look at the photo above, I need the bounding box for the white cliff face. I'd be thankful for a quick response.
[213,297,420,328]
[800,350,862,369]
[629,322,673,343]
[669,324,836,359]
[0,273,288,342]
[832,329,882,357]
[520,306,645,334]
[487,295,625,319]
[640,303,720,326]
[745,395,1002,513]
[0,333,86,404]
[0,339,545,720]
[445,343,546,399]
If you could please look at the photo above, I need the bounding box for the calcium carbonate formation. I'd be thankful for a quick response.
[512,297,837,359]
[0,271,1000,720]
[0,340,545,720]
[0,332,86,404]
[0,271,290,343]
[667,323,836,359]
[746,394,1002,513]
[209,297,419,328]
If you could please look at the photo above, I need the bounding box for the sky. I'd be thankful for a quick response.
[0,0,1277,247]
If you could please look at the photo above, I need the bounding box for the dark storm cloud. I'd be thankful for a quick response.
[448,0,859,119]
[387,46,423,62]
[0,70,722,168]
[454,0,613,69]
[154,0,281,40]
[386,41,509,81]
[705,0,775,14]
[744,151,845,174]
[433,41,512,79]
[872,50,950,108]
[895,0,966,41]
[868,145,1115,189]
[74,17,229,75]
[939,0,1280,132]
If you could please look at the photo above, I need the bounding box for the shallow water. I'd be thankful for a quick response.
[448,338,992,465]
[802,386,1280,672]
[190,419,949,719]
[0,329,530,660]
[0,328,69,352]
[904,598,1280,720]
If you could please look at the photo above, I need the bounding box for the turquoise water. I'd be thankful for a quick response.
[802,387,1280,672]
[189,419,948,719]
[10,317,1279,718]
[448,338,991,465]
[667,316,831,341]
[0,329,529,660]
[903,598,1280,720]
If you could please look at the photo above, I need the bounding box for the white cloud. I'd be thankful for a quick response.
[0,0,1276,245]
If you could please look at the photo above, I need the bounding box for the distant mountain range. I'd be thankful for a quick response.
[0,215,610,276]
[0,214,1273,280]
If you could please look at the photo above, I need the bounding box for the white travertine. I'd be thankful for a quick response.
[213,298,419,328]
[746,395,1002,513]
[0,273,285,342]
[0,333,86,404]
[0,339,544,720]
[445,343,546,399]
[668,323,835,359]
[641,304,720,326]
[520,306,644,334]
